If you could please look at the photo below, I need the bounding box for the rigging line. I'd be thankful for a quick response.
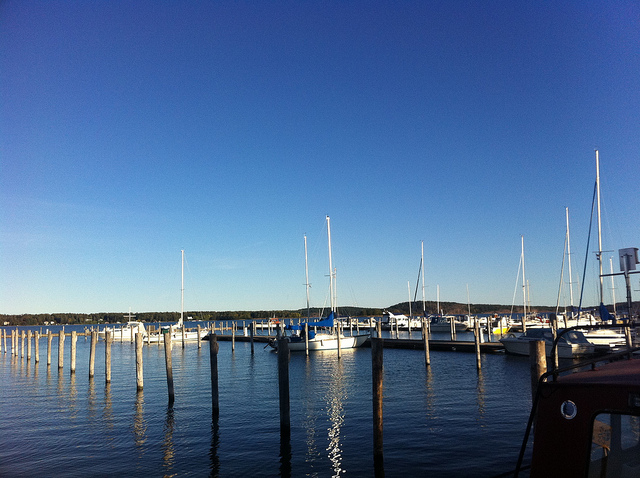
[555,228,568,317]
[578,180,598,314]
[413,257,422,304]
[510,253,522,318]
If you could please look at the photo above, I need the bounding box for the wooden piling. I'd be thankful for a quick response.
[34,331,39,363]
[529,340,547,402]
[474,317,481,371]
[135,332,143,391]
[70,330,77,373]
[277,337,290,436]
[250,321,255,355]
[231,322,236,352]
[422,318,430,366]
[105,330,112,383]
[27,330,32,361]
[372,337,384,467]
[304,323,309,356]
[89,330,97,378]
[209,334,219,417]
[337,323,342,359]
[58,330,65,369]
[2,329,5,354]
[197,325,202,349]
[164,332,175,405]
[21,331,25,358]
[47,330,52,365]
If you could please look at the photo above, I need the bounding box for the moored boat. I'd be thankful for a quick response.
[269,216,369,352]
[429,315,467,333]
[500,327,596,358]
[99,320,147,340]
[268,312,369,351]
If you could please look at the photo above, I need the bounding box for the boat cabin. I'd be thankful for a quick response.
[529,356,640,477]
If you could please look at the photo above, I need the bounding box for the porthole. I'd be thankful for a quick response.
[560,400,577,420]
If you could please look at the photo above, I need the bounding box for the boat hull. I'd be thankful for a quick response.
[273,334,369,351]
[146,329,208,343]
[500,336,594,358]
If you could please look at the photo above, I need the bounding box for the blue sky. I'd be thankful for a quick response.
[1,1,639,315]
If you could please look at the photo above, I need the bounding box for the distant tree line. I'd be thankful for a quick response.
[3,301,634,326]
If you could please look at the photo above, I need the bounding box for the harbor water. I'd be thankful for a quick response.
[0,324,534,477]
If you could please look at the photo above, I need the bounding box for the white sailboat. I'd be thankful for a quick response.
[99,309,146,340]
[269,216,369,351]
[148,250,208,343]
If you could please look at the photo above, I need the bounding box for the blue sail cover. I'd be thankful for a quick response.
[286,311,335,330]
[599,302,613,322]
[305,311,335,329]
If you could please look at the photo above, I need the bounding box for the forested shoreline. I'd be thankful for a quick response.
[0,300,580,326]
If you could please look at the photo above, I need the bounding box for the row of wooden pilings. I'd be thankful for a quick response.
[2,324,546,475]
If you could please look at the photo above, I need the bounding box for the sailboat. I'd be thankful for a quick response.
[269,216,369,351]
[576,151,633,349]
[148,250,208,343]
[99,308,147,340]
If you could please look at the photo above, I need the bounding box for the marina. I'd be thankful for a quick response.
[1,322,538,477]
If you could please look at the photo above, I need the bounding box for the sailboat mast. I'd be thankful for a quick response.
[566,207,575,318]
[609,257,617,315]
[520,235,527,320]
[326,216,335,313]
[421,240,426,312]
[304,234,310,319]
[181,249,184,322]
[595,150,604,303]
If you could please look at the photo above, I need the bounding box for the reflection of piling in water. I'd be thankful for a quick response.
[164,332,174,405]
[209,334,219,418]
[133,391,147,453]
[162,406,175,474]
[372,337,384,474]
[279,429,292,478]
[210,418,220,477]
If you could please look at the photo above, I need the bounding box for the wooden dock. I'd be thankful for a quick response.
[211,334,504,353]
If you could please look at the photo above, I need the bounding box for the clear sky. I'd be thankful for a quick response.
[1,1,639,315]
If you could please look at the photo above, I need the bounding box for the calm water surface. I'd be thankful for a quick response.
[0,325,534,477]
